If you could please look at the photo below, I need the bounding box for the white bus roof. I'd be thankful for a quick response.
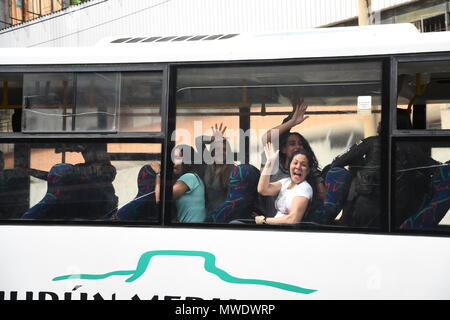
[1,23,450,65]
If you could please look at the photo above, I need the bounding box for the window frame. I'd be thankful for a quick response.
[169,56,392,234]
[0,52,449,237]
[0,63,170,226]
[390,53,450,236]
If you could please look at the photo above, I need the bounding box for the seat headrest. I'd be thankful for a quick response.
[47,163,77,187]
[227,164,260,201]
[137,165,157,195]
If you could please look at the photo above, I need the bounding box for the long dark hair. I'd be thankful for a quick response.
[172,144,202,177]
[208,139,234,189]
[280,132,320,170]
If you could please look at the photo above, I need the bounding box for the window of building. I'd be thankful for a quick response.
[413,13,448,33]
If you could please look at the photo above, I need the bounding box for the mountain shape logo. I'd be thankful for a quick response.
[53,250,316,294]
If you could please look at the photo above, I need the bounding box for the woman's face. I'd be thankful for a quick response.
[282,134,304,161]
[173,149,183,175]
[289,153,310,184]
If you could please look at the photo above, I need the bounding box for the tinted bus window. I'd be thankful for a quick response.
[120,72,163,132]
[0,142,161,222]
[398,60,450,130]
[21,72,162,133]
[174,61,383,228]
[395,141,450,230]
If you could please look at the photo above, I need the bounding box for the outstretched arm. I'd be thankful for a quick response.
[261,97,309,145]
[148,162,190,202]
[257,142,282,196]
[268,196,309,224]
[255,196,309,225]
[331,138,371,168]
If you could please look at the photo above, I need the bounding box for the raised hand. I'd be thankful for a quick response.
[211,122,227,142]
[290,97,309,126]
[264,142,279,165]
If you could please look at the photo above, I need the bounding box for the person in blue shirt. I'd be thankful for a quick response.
[115,144,206,223]
[152,144,206,223]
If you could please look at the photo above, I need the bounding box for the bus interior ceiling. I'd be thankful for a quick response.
[397,61,450,130]
[1,60,450,134]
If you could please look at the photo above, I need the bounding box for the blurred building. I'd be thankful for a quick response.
[0,0,448,47]
[1,0,72,29]
[328,0,449,32]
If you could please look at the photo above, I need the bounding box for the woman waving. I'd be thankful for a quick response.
[256,142,314,225]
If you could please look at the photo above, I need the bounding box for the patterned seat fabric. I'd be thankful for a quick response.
[207,164,261,223]
[307,167,352,225]
[112,165,158,221]
[73,163,118,220]
[400,165,450,230]
[22,163,79,220]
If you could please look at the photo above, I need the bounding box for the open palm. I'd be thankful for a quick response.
[264,142,279,164]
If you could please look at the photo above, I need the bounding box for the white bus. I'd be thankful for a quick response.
[0,23,449,301]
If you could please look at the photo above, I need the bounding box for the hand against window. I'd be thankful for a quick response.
[264,142,279,165]
[290,97,309,127]
[211,122,227,142]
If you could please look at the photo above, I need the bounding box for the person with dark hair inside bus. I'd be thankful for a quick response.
[195,123,234,214]
[328,124,382,227]
[328,108,438,228]
[255,142,316,224]
[115,144,206,222]
[259,97,326,217]
[157,144,206,223]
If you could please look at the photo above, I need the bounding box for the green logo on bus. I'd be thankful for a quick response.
[53,250,316,294]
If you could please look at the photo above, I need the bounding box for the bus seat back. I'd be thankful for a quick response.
[113,164,158,221]
[207,164,260,223]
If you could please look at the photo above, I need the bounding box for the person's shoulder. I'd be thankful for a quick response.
[274,177,290,191]
[295,180,313,194]
[297,180,312,188]
[277,177,290,185]
[179,172,202,186]
[179,172,196,180]
[364,135,380,144]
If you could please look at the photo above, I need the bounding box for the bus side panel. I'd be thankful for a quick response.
[0,225,449,300]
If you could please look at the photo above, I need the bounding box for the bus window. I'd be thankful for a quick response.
[120,72,162,132]
[398,60,450,130]
[108,142,161,222]
[0,143,30,219]
[21,71,162,133]
[0,142,162,222]
[395,141,450,231]
[0,73,23,132]
[175,61,383,228]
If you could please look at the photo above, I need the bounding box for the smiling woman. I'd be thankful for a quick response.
[255,143,314,225]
